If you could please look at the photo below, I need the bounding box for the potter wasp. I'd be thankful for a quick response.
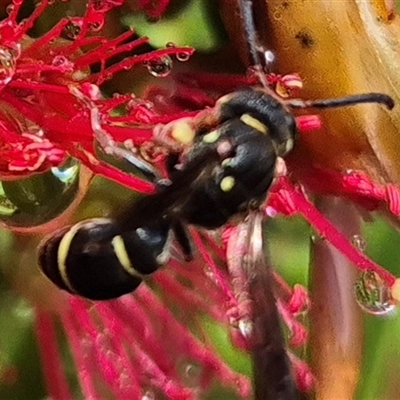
[38,86,393,300]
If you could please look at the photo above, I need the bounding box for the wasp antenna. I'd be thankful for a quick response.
[238,0,268,89]
[287,93,395,110]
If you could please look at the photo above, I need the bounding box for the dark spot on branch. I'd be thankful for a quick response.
[295,29,315,49]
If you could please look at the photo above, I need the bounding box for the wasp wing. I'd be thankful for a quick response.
[234,211,299,400]
[115,147,228,230]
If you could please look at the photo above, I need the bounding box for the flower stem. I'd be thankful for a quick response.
[309,196,363,399]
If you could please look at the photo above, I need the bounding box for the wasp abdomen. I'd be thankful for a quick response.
[38,218,171,300]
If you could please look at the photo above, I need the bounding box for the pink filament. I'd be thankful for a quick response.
[342,171,400,215]
[273,177,396,286]
[35,311,73,400]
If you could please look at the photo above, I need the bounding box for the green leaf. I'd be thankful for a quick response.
[122,0,226,52]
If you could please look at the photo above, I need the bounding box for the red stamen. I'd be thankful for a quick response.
[13,0,50,42]
[296,115,322,132]
[88,47,195,84]
[273,177,397,286]
[342,171,400,215]
[289,353,314,392]
[276,299,308,347]
[35,312,73,400]
[75,34,148,69]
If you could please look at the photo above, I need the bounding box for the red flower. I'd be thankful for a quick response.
[0,1,399,399]
[0,1,249,398]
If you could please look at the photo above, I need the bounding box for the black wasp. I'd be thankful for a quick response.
[38,87,394,301]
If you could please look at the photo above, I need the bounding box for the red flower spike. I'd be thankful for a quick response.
[58,288,251,399]
[276,299,308,347]
[342,170,400,215]
[7,133,65,171]
[0,2,254,399]
[0,130,66,177]
[1,1,397,398]
[269,176,397,287]
[287,284,310,315]
[296,115,322,132]
[191,229,238,306]
[35,312,73,400]
[0,0,195,188]
[290,165,400,217]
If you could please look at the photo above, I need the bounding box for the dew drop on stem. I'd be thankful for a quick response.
[354,270,396,315]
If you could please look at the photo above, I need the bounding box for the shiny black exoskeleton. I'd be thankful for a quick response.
[38,88,394,300]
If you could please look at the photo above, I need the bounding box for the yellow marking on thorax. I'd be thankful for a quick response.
[220,176,235,192]
[240,114,268,134]
[202,130,220,143]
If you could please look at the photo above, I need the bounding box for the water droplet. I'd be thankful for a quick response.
[0,159,80,228]
[203,266,217,284]
[176,52,190,62]
[355,270,396,315]
[141,390,155,400]
[5,4,15,15]
[178,362,202,388]
[63,20,82,40]
[265,205,277,217]
[264,50,275,65]
[0,46,17,85]
[238,317,253,339]
[51,55,72,69]
[165,43,190,62]
[185,363,201,378]
[144,56,172,78]
[310,231,325,243]
[89,20,104,32]
[351,234,367,252]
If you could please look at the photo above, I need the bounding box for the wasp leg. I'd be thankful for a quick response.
[172,221,193,261]
[71,86,159,180]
